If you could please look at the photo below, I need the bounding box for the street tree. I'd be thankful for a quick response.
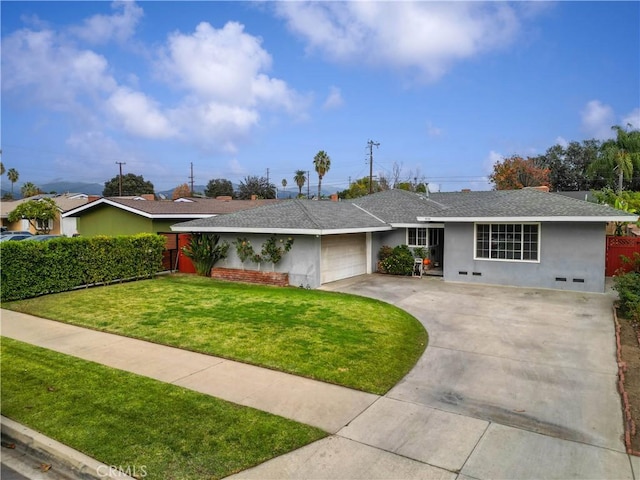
[204,178,235,198]
[237,175,276,199]
[313,150,331,199]
[294,170,306,198]
[7,198,58,234]
[488,155,550,190]
[103,173,154,197]
[172,183,191,200]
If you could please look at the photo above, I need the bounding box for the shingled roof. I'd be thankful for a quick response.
[171,188,636,234]
[62,197,280,219]
[172,199,391,234]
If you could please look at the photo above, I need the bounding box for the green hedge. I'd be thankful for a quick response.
[0,234,165,301]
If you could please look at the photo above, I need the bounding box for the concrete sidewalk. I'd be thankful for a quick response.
[1,309,377,434]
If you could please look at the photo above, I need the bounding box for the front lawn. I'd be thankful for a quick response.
[3,275,427,394]
[1,338,326,480]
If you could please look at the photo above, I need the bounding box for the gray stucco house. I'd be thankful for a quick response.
[171,188,636,293]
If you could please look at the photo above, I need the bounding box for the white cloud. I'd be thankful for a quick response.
[555,136,569,148]
[275,2,525,82]
[581,100,615,140]
[107,87,175,139]
[2,28,116,109]
[70,1,143,45]
[322,86,344,110]
[158,21,302,111]
[622,108,640,130]
[484,150,503,174]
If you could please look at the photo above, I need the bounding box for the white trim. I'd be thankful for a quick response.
[417,215,637,223]
[170,225,393,235]
[392,222,445,228]
[62,198,215,220]
[473,222,541,264]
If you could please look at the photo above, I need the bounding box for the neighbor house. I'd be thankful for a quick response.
[62,196,280,236]
[171,188,637,293]
[1,193,89,236]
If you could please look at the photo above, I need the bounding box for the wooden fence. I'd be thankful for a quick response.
[606,236,640,276]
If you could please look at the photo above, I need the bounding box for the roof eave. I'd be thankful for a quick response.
[170,225,393,235]
[416,216,639,223]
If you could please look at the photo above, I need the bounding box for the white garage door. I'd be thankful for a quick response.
[321,234,367,284]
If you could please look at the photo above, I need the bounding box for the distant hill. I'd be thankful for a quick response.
[39,181,104,195]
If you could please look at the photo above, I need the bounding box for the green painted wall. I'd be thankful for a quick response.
[77,206,153,236]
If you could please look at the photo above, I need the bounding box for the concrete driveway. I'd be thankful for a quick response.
[234,275,635,480]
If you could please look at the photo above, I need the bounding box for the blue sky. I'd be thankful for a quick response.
[2,1,639,193]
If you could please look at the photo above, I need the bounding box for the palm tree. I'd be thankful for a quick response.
[21,182,41,198]
[313,150,331,199]
[281,178,287,196]
[7,168,19,195]
[588,125,640,192]
[0,162,5,176]
[294,170,306,198]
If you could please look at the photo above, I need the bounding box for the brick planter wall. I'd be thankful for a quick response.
[211,267,289,287]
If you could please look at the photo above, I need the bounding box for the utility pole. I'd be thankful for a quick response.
[116,162,126,196]
[307,171,310,199]
[189,162,195,196]
[367,140,380,194]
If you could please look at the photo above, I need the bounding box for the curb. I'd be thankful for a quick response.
[1,416,135,479]
[612,308,640,456]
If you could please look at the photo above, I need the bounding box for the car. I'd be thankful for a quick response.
[23,235,62,242]
[0,234,34,242]
[0,230,32,237]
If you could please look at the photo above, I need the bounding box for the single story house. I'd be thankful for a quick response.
[62,196,280,236]
[171,188,637,293]
[1,193,89,236]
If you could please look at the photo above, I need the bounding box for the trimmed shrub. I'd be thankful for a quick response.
[1,234,165,301]
[614,271,640,322]
[379,245,415,276]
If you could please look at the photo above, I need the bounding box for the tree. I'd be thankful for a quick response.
[7,168,19,195]
[588,125,640,192]
[338,176,383,199]
[488,155,550,190]
[294,170,306,198]
[172,183,191,200]
[7,198,58,234]
[20,182,42,198]
[237,175,275,199]
[205,178,235,198]
[281,178,287,196]
[0,162,5,176]
[313,150,331,199]
[103,173,154,197]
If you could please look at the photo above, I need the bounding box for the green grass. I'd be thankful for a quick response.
[1,337,326,480]
[3,275,427,394]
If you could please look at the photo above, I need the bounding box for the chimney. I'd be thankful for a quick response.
[141,194,155,201]
[461,189,471,193]
[216,196,232,201]
[330,193,339,202]
[251,194,257,201]
[531,185,549,193]
[88,195,101,203]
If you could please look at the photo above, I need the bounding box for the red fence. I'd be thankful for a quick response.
[606,236,640,276]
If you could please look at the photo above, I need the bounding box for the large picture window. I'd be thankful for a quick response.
[475,223,539,261]
[407,227,427,247]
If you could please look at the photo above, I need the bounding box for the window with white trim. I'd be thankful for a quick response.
[407,227,427,247]
[36,218,53,231]
[475,223,539,261]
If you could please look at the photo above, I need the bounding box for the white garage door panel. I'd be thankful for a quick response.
[321,234,367,284]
